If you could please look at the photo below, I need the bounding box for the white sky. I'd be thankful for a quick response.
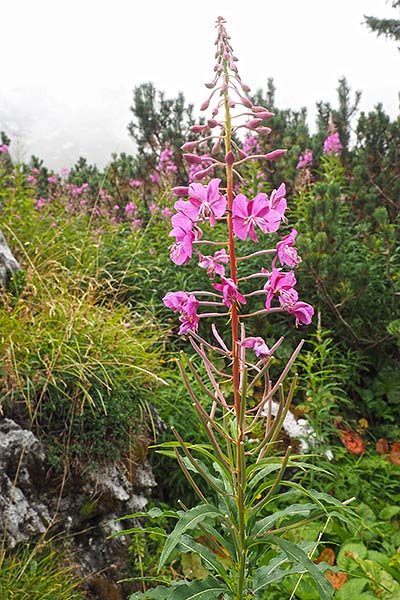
[1,0,399,169]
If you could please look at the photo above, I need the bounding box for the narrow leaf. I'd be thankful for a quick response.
[178,534,230,582]
[166,577,230,600]
[273,537,334,600]
[251,503,316,537]
[158,504,223,570]
[129,585,170,599]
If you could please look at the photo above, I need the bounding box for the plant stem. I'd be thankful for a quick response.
[224,62,247,600]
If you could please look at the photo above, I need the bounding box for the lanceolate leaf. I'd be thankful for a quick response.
[166,577,231,600]
[158,504,223,570]
[178,534,230,582]
[129,585,170,599]
[251,562,307,596]
[273,537,334,600]
[250,503,317,538]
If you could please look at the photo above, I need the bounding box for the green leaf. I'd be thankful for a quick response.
[273,537,334,600]
[250,503,316,538]
[129,585,170,599]
[166,577,230,600]
[380,505,400,520]
[178,534,230,582]
[252,561,308,595]
[158,504,223,570]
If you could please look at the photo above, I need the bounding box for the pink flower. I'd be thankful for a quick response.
[213,277,246,307]
[268,183,287,220]
[150,172,160,184]
[163,291,199,334]
[287,301,314,326]
[169,214,196,265]
[161,207,173,219]
[125,201,137,219]
[158,144,177,173]
[48,175,57,184]
[60,167,70,178]
[242,337,270,358]
[243,135,260,155]
[163,291,189,312]
[130,219,141,231]
[296,150,313,169]
[35,198,46,210]
[198,249,229,278]
[275,229,301,268]
[0,144,9,153]
[323,132,342,155]
[178,294,199,334]
[187,178,227,226]
[129,179,142,187]
[264,268,297,309]
[232,193,281,242]
[149,202,159,215]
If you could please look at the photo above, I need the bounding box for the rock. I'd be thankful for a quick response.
[0,230,21,287]
[0,418,50,548]
[0,417,158,597]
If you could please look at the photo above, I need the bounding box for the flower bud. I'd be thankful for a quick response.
[256,127,272,135]
[246,119,263,129]
[253,105,272,113]
[172,186,189,196]
[225,151,236,166]
[211,139,222,154]
[190,125,204,134]
[181,141,199,152]
[207,119,219,128]
[238,149,247,160]
[255,111,274,120]
[200,98,211,111]
[183,153,203,165]
[241,83,251,92]
[264,149,287,161]
[240,96,253,109]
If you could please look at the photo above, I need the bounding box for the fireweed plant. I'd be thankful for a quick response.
[120,17,353,600]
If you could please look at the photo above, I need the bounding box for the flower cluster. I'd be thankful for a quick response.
[323,132,343,155]
[160,16,314,357]
[296,149,313,169]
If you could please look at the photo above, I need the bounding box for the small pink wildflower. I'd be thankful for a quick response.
[163,291,199,334]
[268,183,287,220]
[264,268,297,310]
[198,249,229,279]
[275,229,301,268]
[0,144,9,153]
[161,207,173,219]
[48,175,58,184]
[323,132,342,155]
[242,337,270,358]
[287,301,314,326]
[187,178,227,226]
[130,219,141,231]
[149,202,159,216]
[129,179,142,187]
[232,193,281,241]
[125,201,137,219]
[60,167,70,178]
[213,277,246,307]
[296,150,313,169]
[35,198,47,211]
